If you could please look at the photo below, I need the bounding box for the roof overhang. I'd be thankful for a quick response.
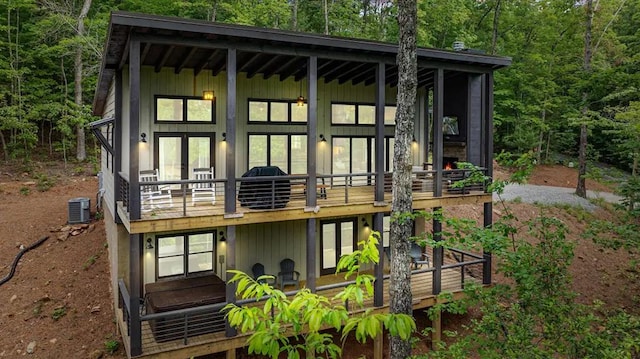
[93,11,511,115]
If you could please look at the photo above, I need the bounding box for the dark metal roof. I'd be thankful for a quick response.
[93,11,511,115]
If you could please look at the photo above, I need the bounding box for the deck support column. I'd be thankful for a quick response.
[225,48,237,214]
[306,218,316,292]
[128,37,141,220]
[226,349,236,359]
[225,225,237,337]
[482,72,494,285]
[433,68,444,196]
[373,212,384,307]
[374,62,385,201]
[373,323,383,359]
[129,233,142,356]
[432,212,442,295]
[114,70,123,224]
[306,56,318,208]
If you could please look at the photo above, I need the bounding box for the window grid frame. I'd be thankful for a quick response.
[154,95,216,124]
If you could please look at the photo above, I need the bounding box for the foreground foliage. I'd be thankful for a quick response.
[224,234,415,359]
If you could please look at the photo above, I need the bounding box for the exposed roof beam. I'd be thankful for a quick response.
[279,58,306,81]
[175,47,198,74]
[211,53,227,76]
[336,63,372,84]
[247,54,280,79]
[238,53,264,73]
[194,49,221,76]
[154,45,175,73]
[264,56,298,80]
[321,62,353,83]
[117,35,130,70]
[353,70,375,86]
[140,42,151,64]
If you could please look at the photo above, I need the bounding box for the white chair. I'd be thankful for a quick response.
[191,167,216,206]
[140,169,173,212]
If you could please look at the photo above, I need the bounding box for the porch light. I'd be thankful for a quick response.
[222,132,226,142]
[319,134,327,143]
[362,218,370,228]
[140,133,147,143]
[412,136,417,143]
[219,231,226,242]
[146,238,154,249]
[202,90,215,101]
[296,95,305,107]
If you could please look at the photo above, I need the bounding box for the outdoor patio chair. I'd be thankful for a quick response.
[410,242,430,269]
[277,258,300,291]
[139,169,173,212]
[252,263,276,286]
[191,167,216,206]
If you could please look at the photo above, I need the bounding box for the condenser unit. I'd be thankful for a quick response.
[68,197,91,224]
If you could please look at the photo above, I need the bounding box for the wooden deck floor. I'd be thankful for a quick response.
[131,266,480,358]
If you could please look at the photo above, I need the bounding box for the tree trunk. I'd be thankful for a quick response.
[323,0,329,35]
[389,1,417,359]
[74,0,92,162]
[576,0,593,198]
[491,0,501,55]
[292,0,298,31]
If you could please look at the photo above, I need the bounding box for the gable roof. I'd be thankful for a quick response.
[93,11,511,115]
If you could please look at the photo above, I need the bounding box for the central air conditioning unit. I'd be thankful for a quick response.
[68,197,91,224]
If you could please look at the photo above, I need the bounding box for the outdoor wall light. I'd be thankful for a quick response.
[412,136,417,143]
[362,218,370,228]
[146,238,154,249]
[296,95,305,107]
[319,134,327,143]
[140,133,147,143]
[219,231,226,242]
[202,90,215,101]
[222,132,226,142]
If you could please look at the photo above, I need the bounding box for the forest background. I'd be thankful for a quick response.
[2,0,640,176]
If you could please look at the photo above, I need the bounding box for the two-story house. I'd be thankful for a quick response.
[90,12,510,359]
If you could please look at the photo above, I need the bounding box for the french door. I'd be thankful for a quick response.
[154,133,215,189]
[320,218,357,275]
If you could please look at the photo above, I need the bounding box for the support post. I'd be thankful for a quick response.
[431,307,442,348]
[129,234,142,356]
[482,72,494,285]
[306,218,316,292]
[225,49,237,214]
[432,211,442,295]
[226,349,236,359]
[373,212,384,307]
[373,324,383,359]
[374,62,385,201]
[306,56,318,207]
[114,70,123,224]
[433,69,444,197]
[225,225,237,337]
[128,38,141,220]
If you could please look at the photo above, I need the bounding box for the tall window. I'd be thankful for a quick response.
[155,96,215,123]
[332,136,395,183]
[331,103,396,125]
[154,133,215,189]
[321,218,357,275]
[157,232,216,278]
[248,100,307,124]
[248,134,307,174]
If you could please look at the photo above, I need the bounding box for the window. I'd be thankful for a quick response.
[157,232,216,278]
[331,103,397,125]
[248,134,307,174]
[155,96,215,123]
[248,100,307,124]
[331,136,395,183]
[154,133,215,189]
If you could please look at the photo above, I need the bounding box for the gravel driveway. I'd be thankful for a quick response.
[494,184,623,211]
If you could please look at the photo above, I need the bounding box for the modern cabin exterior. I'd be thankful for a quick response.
[91,12,510,359]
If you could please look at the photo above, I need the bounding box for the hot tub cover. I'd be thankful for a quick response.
[238,166,291,209]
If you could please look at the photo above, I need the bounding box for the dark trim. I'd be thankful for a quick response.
[89,117,115,155]
[306,56,318,207]
[225,225,237,337]
[319,218,358,276]
[114,71,123,224]
[432,213,443,295]
[154,95,216,124]
[306,218,316,292]
[374,63,385,202]
[247,98,308,124]
[433,69,444,197]
[129,234,142,356]
[373,212,384,307]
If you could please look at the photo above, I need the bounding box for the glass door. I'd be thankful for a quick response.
[320,219,356,275]
[155,133,214,189]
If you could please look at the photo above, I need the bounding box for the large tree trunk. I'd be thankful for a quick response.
[576,0,593,198]
[389,1,417,359]
[74,0,92,162]
[323,0,329,35]
[491,0,501,55]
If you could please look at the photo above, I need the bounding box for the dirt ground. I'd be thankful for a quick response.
[0,161,636,358]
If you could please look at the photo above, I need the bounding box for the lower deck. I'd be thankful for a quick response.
[119,263,482,359]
